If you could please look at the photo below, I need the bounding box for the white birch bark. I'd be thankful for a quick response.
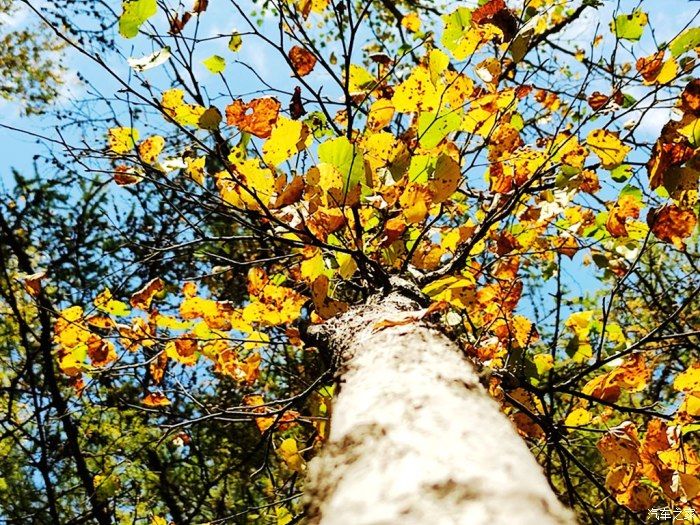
[304,290,576,525]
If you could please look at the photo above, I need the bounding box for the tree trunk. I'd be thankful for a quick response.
[304,288,576,525]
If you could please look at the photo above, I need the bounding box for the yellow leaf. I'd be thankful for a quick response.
[108,127,139,154]
[553,133,588,171]
[94,288,131,317]
[654,56,678,84]
[347,64,375,94]
[367,99,395,131]
[392,65,440,114]
[277,438,305,472]
[153,313,191,330]
[290,0,330,18]
[428,49,450,84]
[336,252,357,279]
[161,88,205,127]
[138,135,165,164]
[461,90,516,137]
[218,159,276,209]
[586,129,630,169]
[243,332,269,350]
[186,156,206,185]
[533,354,553,375]
[276,507,293,525]
[565,310,594,337]
[300,249,326,282]
[565,407,592,428]
[674,364,700,393]
[401,12,421,33]
[202,54,226,74]
[262,117,311,166]
[441,8,496,60]
[399,183,431,224]
[680,393,700,417]
[59,349,86,377]
[422,274,475,309]
[310,275,348,319]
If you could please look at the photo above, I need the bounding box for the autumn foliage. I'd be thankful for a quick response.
[3,0,700,523]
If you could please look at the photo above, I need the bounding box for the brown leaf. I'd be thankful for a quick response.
[193,0,208,13]
[369,53,392,66]
[288,46,317,77]
[636,51,665,83]
[472,0,518,43]
[289,86,306,120]
[22,270,46,297]
[587,91,610,110]
[271,175,305,209]
[310,275,348,319]
[597,422,641,466]
[169,12,192,35]
[113,166,141,186]
[225,98,281,139]
[87,336,116,367]
[150,352,167,385]
[646,124,695,189]
[372,302,448,332]
[680,78,700,116]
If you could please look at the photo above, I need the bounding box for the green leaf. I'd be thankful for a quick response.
[669,27,700,57]
[202,55,226,74]
[610,10,648,41]
[417,111,461,149]
[441,8,473,60]
[610,164,632,183]
[619,184,642,200]
[621,93,637,109]
[119,0,157,39]
[317,137,365,192]
[682,423,700,435]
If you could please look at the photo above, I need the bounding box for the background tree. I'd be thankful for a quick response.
[3,0,700,523]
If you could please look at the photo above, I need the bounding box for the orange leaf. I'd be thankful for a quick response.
[597,422,641,466]
[130,277,165,310]
[648,204,697,249]
[606,194,641,237]
[142,392,171,407]
[225,97,281,138]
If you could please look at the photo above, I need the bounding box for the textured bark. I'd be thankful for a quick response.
[304,290,576,525]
